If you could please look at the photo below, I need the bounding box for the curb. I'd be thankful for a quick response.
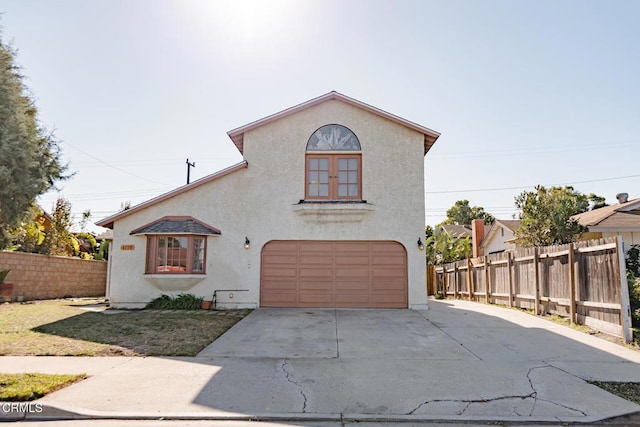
[10,404,640,425]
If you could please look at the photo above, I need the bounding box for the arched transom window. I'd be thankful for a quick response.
[305,124,362,200]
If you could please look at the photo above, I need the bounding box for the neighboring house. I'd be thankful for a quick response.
[439,221,497,258]
[572,193,640,256]
[96,91,441,309]
[440,224,472,239]
[95,230,114,242]
[479,219,522,255]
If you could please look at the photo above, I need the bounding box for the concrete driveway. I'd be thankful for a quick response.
[7,300,640,423]
[197,306,471,360]
[193,300,640,421]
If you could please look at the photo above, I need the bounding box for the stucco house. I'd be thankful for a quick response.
[572,193,640,256]
[479,219,521,255]
[96,92,440,309]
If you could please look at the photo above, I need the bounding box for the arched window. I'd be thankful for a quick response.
[305,125,362,200]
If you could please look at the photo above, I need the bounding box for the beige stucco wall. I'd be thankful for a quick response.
[108,100,428,309]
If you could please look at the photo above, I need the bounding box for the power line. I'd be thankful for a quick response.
[71,211,118,215]
[71,155,239,168]
[40,193,167,202]
[40,188,168,198]
[427,140,640,160]
[425,173,640,194]
[63,141,170,186]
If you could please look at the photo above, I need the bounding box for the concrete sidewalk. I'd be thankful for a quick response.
[2,300,640,424]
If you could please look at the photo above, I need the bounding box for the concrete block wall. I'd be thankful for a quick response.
[0,251,107,301]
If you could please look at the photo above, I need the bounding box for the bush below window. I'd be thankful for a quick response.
[145,293,204,310]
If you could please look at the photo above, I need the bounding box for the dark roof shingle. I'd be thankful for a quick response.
[130,216,221,235]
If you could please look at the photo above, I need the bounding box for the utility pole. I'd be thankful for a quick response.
[186,158,195,184]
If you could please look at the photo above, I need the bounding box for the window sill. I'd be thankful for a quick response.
[292,201,375,223]
[144,274,206,292]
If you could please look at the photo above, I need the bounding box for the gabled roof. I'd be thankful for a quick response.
[573,198,640,229]
[130,216,220,236]
[96,161,248,229]
[480,220,521,249]
[497,219,522,233]
[440,224,472,239]
[227,91,441,155]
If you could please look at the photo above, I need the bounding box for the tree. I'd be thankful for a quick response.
[587,193,608,210]
[79,209,92,231]
[10,204,47,253]
[514,185,596,247]
[0,33,69,248]
[441,200,495,225]
[425,225,471,266]
[45,198,78,256]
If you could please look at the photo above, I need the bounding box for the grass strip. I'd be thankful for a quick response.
[589,381,640,405]
[0,373,86,401]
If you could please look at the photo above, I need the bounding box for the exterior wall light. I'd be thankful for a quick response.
[244,237,250,250]
[417,238,424,251]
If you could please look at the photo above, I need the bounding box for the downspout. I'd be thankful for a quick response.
[105,238,113,303]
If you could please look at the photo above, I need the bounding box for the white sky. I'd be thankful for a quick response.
[2,0,639,232]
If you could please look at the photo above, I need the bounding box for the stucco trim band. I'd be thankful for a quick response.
[292,202,375,223]
[144,275,207,292]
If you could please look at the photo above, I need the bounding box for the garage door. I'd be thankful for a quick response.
[260,241,407,308]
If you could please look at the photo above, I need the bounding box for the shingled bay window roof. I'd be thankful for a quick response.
[130,216,221,236]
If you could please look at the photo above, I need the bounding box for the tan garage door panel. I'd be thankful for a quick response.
[260,240,407,308]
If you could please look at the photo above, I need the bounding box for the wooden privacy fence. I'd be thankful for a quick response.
[433,236,632,343]
[426,264,436,296]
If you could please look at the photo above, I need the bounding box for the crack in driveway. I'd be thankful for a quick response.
[281,359,308,413]
[408,364,587,417]
[407,393,537,415]
[526,365,543,416]
[334,309,340,358]
[527,365,588,417]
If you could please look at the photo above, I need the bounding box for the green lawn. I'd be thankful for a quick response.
[0,299,251,356]
[0,373,86,401]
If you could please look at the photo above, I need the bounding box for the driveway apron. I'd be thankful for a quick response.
[33,300,640,422]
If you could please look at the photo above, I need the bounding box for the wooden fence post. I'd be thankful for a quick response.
[568,243,576,324]
[616,235,632,343]
[445,268,449,296]
[534,247,541,315]
[507,252,514,307]
[467,258,474,301]
[453,264,459,299]
[484,255,491,304]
